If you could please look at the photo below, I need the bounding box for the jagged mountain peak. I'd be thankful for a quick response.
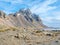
[12,8,32,17]
[18,8,31,15]
[19,8,31,12]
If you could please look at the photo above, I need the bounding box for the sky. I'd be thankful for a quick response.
[0,0,60,28]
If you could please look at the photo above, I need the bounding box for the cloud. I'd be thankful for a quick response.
[0,0,23,4]
[30,0,57,21]
[30,0,57,14]
[0,0,24,14]
[52,11,60,20]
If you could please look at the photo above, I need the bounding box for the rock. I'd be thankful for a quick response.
[0,11,6,18]
[14,34,20,39]
[55,40,59,43]
[46,34,52,36]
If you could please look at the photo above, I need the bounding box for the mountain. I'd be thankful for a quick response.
[0,8,47,29]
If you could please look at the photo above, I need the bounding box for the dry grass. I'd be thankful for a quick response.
[0,25,20,32]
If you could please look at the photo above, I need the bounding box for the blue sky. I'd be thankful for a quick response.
[0,0,60,28]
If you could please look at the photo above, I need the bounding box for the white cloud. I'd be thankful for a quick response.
[0,0,23,6]
[30,0,57,14]
[41,17,53,22]
[52,11,60,20]
[41,11,60,22]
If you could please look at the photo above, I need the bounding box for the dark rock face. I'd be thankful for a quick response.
[0,8,47,28]
[32,14,40,21]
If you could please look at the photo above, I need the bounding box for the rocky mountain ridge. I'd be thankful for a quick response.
[0,8,47,29]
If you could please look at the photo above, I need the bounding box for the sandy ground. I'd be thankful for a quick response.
[0,29,60,45]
